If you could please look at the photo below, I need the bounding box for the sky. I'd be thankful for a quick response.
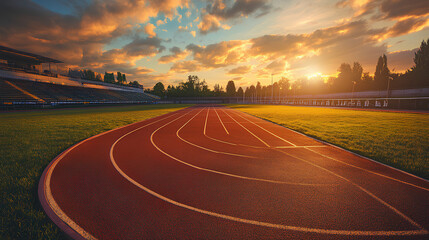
[1,0,428,88]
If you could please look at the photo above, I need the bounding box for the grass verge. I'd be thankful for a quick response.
[228,104,428,179]
[0,104,191,239]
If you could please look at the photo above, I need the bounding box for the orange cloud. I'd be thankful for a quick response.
[144,23,157,37]
[170,60,203,73]
[227,65,252,75]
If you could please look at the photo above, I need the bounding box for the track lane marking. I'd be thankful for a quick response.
[42,109,186,240]
[230,109,297,147]
[213,107,229,134]
[205,107,326,149]
[276,148,426,231]
[110,109,428,236]
[304,147,429,192]
[224,108,426,231]
[221,108,270,147]
[151,109,332,185]
[230,107,429,192]
[176,108,255,158]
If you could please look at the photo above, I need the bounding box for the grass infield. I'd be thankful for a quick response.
[0,104,190,239]
[228,104,428,180]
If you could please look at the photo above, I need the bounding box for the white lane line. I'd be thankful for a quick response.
[214,107,229,134]
[204,107,209,135]
[230,109,297,147]
[110,123,428,236]
[276,149,426,231]
[230,108,426,230]
[44,148,98,240]
[176,108,255,158]
[205,108,325,149]
[42,110,184,240]
[235,108,429,192]
[221,108,270,147]
[304,147,429,192]
[151,109,331,185]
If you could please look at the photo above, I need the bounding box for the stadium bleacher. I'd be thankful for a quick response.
[0,78,157,108]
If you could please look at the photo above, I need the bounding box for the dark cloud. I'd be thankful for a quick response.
[385,18,429,38]
[123,37,165,57]
[206,0,272,19]
[198,0,273,34]
[380,0,429,19]
[158,47,189,63]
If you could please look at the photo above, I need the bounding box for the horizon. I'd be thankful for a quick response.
[1,0,428,88]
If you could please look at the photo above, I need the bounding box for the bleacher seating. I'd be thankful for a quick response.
[0,78,156,106]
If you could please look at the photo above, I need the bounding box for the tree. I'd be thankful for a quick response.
[237,87,244,97]
[104,72,115,83]
[129,81,142,88]
[117,72,126,84]
[278,77,290,96]
[95,73,102,81]
[406,38,429,88]
[226,80,236,96]
[256,82,262,99]
[374,54,390,90]
[334,63,353,92]
[213,84,223,96]
[153,82,165,97]
[352,62,363,84]
[83,69,95,81]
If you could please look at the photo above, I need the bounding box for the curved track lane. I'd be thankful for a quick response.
[39,105,429,239]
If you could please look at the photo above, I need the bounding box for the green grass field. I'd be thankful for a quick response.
[0,104,190,239]
[228,104,429,179]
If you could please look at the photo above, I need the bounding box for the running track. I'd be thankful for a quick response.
[39,105,429,239]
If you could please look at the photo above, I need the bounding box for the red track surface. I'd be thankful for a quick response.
[39,105,429,239]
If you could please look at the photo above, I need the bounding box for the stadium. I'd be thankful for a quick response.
[1,1,428,240]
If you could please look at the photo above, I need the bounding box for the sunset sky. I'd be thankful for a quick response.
[1,0,428,88]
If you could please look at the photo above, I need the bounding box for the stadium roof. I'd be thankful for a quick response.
[0,45,63,64]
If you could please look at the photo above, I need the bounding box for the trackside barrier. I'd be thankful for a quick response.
[242,97,429,110]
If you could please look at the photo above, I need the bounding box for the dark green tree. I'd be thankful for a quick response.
[153,82,165,97]
[104,72,115,83]
[226,80,236,96]
[374,54,390,90]
[237,87,244,97]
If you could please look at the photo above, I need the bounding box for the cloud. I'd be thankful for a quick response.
[227,65,252,75]
[144,23,157,37]
[197,14,227,34]
[0,0,187,83]
[185,40,248,68]
[190,31,196,37]
[156,19,166,26]
[338,0,429,20]
[158,47,189,63]
[387,48,418,72]
[170,60,203,73]
[205,0,272,19]
[198,0,273,34]
[375,17,429,40]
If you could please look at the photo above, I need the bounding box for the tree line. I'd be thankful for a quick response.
[149,38,429,98]
[68,69,143,89]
